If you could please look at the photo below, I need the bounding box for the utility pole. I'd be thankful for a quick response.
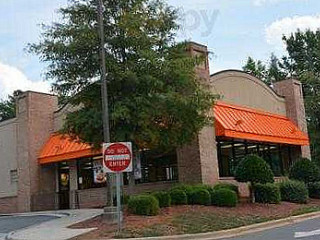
[97,0,113,207]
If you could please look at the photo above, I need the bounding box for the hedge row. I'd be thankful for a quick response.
[127,183,239,215]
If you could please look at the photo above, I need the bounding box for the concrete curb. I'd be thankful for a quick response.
[105,211,320,240]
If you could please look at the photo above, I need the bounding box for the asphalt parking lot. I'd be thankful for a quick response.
[0,215,58,236]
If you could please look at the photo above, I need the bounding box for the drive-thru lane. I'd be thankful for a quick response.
[224,216,320,240]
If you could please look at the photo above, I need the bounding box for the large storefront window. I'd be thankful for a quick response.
[77,156,107,190]
[217,138,292,177]
[136,151,178,184]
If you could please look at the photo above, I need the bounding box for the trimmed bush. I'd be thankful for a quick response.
[128,195,159,216]
[170,189,187,205]
[190,189,211,206]
[308,182,320,199]
[213,183,239,195]
[279,180,308,204]
[289,159,320,183]
[254,183,281,204]
[152,191,171,208]
[211,189,237,207]
[235,155,274,184]
[170,184,194,204]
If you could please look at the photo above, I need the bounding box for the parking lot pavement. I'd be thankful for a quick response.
[0,215,58,234]
[224,216,320,240]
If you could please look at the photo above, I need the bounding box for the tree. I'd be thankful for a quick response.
[242,54,287,86]
[0,91,21,122]
[29,0,216,152]
[243,57,267,83]
[235,155,274,202]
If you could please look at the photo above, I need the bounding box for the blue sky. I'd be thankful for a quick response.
[0,0,320,98]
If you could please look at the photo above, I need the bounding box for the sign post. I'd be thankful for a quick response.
[103,142,133,231]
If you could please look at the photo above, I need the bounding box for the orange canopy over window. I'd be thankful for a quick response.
[38,134,100,164]
[214,101,309,146]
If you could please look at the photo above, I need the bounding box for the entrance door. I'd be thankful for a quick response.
[58,162,70,209]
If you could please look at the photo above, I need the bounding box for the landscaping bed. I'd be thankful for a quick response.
[70,199,320,239]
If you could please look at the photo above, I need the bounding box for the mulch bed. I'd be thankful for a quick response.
[70,199,320,239]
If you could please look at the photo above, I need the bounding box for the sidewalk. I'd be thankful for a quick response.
[7,209,103,240]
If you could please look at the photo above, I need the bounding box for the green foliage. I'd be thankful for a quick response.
[0,91,21,122]
[127,195,159,216]
[235,155,274,184]
[152,191,171,208]
[242,54,286,86]
[289,158,320,183]
[213,183,239,195]
[211,189,237,207]
[170,189,187,205]
[29,0,217,151]
[279,180,308,204]
[307,182,320,199]
[170,184,195,204]
[190,189,211,206]
[254,183,281,204]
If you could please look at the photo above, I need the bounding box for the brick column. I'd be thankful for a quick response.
[273,79,311,159]
[176,42,219,185]
[16,91,58,212]
[69,161,78,209]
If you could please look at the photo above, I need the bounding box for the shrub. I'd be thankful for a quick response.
[190,189,211,206]
[254,183,281,204]
[279,180,308,204]
[211,189,237,207]
[170,184,194,203]
[235,155,274,202]
[307,182,320,199]
[235,155,274,184]
[128,195,159,216]
[289,158,320,183]
[152,191,171,208]
[170,189,187,205]
[213,183,239,195]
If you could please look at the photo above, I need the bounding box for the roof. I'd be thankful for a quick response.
[214,101,309,146]
[38,134,100,164]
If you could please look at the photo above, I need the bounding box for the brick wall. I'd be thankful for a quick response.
[16,91,58,212]
[0,196,18,213]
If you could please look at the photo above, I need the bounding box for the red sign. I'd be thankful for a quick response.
[103,142,133,173]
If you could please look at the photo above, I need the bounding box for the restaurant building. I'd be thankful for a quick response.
[0,43,310,213]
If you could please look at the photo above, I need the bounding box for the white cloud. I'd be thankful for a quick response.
[0,61,51,99]
[265,15,320,49]
[253,0,305,6]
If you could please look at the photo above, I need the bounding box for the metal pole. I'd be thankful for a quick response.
[116,172,122,232]
[97,0,113,206]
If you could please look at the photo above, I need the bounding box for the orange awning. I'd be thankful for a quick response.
[39,134,100,164]
[214,101,309,146]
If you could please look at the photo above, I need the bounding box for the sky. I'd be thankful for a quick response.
[0,0,320,98]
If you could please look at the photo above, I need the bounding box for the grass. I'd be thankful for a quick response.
[115,205,320,238]
[292,205,320,216]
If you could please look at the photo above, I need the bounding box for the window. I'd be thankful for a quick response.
[10,169,18,183]
[136,151,178,184]
[217,138,293,178]
[77,157,107,190]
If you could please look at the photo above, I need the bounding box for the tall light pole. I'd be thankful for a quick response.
[97,0,113,207]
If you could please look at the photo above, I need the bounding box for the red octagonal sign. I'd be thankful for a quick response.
[103,142,133,173]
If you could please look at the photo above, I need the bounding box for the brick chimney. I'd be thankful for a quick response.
[273,79,311,159]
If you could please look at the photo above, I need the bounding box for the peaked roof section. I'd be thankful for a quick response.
[214,101,309,146]
[39,134,100,164]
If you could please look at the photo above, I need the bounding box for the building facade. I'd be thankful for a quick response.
[0,43,310,213]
